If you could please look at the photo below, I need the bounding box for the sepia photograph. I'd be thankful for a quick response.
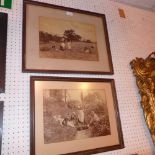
[43,89,110,144]
[39,17,99,61]
[30,76,124,155]
[23,1,114,74]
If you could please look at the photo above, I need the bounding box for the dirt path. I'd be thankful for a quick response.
[75,129,91,140]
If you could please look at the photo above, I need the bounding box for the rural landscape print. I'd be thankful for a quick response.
[43,89,111,144]
[39,16,99,61]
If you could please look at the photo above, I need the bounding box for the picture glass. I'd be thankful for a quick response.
[23,1,113,74]
[31,77,124,155]
[39,17,99,61]
[43,89,110,144]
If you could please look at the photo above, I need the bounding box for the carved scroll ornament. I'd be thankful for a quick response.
[130,52,155,145]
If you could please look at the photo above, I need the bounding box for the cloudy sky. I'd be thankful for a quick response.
[39,16,97,42]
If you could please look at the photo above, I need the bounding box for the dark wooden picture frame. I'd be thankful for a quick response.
[30,76,124,155]
[0,101,4,155]
[0,13,7,93]
[23,0,114,74]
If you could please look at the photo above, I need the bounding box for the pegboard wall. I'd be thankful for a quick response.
[0,0,155,155]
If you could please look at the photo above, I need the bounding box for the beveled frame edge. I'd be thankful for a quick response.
[30,76,124,155]
[0,13,8,93]
[0,101,4,155]
[22,0,114,75]
[130,52,155,145]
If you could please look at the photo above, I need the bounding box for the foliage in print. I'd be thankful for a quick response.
[39,17,99,61]
[43,89,110,144]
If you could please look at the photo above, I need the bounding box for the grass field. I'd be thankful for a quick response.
[43,97,77,144]
[39,41,99,61]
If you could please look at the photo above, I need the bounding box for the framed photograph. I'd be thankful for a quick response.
[0,13,7,93]
[0,101,4,155]
[23,0,114,74]
[30,76,124,155]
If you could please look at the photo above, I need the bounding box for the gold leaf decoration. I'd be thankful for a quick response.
[130,52,155,145]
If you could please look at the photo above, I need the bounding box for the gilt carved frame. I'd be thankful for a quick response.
[130,52,155,145]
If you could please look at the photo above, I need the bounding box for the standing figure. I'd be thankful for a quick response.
[60,37,66,51]
[77,105,85,124]
[67,41,72,50]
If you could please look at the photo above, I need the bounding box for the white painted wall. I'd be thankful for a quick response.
[0,0,155,155]
[111,0,155,11]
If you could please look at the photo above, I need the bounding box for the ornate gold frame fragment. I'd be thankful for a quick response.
[130,52,155,145]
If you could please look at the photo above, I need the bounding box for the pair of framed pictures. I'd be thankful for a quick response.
[23,0,124,155]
